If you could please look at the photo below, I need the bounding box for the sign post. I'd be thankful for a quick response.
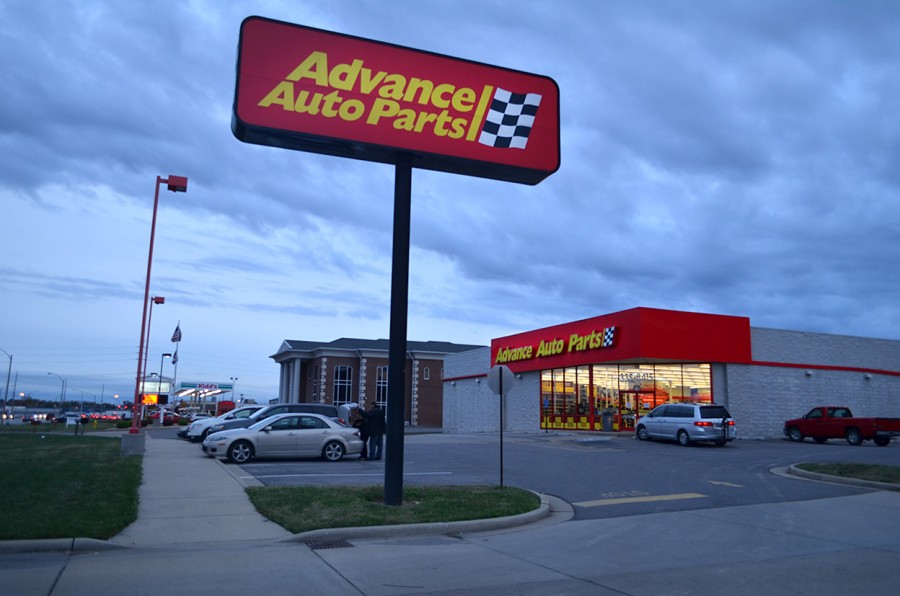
[384,153,412,505]
[487,364,515,487]
[233,16,558,505]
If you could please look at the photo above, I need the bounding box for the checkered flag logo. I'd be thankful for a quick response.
[602,327,616,348]
[478,88,542,149]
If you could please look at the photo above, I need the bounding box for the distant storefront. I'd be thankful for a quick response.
[443,307,900,439]
[271,338,484,427]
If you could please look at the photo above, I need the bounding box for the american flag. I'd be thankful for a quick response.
[171,324,182,343]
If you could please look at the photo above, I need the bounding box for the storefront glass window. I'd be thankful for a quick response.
[653,364,683,405]
[575,366,590,430]
[540,363,712,433]
[540,370,553,429]
[682,363,712,402]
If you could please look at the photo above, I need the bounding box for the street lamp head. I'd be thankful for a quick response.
[165,175,188,193]
[152,296,166,305]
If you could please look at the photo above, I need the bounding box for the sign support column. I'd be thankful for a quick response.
[384,152,412,506]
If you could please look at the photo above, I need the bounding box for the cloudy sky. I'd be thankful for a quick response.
[2,0,899,407]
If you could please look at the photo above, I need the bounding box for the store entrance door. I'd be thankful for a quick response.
[618,390,655,432]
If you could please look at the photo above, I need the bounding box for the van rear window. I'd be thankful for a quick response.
[700,406,731,419]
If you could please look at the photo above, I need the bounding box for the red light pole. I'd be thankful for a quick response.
[130,175,188,434]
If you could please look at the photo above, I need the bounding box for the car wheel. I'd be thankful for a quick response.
[200,428,210,441]
[813,437,827,444]
[227,440,254,463]
[677,430,691,447]
[845,428,863,446]
[874,436,891,447]
[636,425,649,441]
[322,441,345,462]
[322,441,345,461]
[788,427,804,442]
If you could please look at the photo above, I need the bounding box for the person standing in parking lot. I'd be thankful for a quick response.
[362,400,386,460]
[352,407,369,460]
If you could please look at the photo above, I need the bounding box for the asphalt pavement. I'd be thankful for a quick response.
[1,430,899,595]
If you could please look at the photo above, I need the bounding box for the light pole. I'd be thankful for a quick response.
[131,175,188,434]
[0,348,10,415]
[159,353,171,408]
[141,296,165,406]
[48,372,67,409]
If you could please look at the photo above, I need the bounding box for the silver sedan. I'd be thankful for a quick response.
[202,412,364,463]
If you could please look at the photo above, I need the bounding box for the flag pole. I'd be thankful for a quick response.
[171,321,181,406]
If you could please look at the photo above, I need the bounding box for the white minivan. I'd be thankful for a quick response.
[635,403,736,446]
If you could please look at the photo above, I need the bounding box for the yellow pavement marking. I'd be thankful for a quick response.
[574,493,707,507]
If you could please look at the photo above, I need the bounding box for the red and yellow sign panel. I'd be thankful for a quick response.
[233,16,560,185]
[492,307,753,373]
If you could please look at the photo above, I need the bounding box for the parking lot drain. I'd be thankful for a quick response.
[308,539,354,550]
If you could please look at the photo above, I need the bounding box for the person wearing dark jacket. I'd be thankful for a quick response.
[361,400,386,460]
[351,407,369,460]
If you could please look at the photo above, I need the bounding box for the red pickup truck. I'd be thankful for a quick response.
[783,406,900,447]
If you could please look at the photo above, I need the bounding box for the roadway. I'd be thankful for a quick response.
[217,430,894,520]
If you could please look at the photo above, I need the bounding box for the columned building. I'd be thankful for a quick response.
[271,338,484,427]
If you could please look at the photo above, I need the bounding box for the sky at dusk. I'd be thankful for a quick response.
[2,0,900,407]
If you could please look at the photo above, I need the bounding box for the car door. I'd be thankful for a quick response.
[296,415,332,456]
[255,415,301,457]
[642,406,669,438]
[670,405,694,438]
[659,405,684,439]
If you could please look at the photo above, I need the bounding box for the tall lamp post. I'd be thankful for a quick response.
[0,348,11,415]
[130,175,188,434]
[48,372,67,409]
[141,296,165,405]
[159,353,171,407]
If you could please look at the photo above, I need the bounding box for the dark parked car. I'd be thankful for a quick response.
[205,403,351,435]
[56,412,87,425]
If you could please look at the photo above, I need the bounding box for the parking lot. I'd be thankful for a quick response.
[174,429,898,520]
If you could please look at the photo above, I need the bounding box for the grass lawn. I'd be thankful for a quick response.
[795,462,900,484]
[0,434,142,540]
[247,485,540,534]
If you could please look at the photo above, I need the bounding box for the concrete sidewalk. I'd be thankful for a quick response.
[109,432,295,548]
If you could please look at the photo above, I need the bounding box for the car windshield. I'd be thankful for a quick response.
[700,405,731,419]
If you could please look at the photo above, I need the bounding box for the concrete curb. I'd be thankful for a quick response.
[284,491,560,544]
[0,537,127,555]
[786,464,900,492]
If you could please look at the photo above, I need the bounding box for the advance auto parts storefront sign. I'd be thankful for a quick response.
[233,16,560,185]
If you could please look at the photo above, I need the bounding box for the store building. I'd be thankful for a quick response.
[443,307,900,439]
[271,338,484,427]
